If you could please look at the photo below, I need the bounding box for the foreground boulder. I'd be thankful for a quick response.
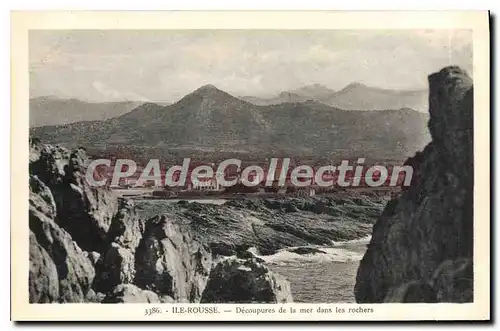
[355,66,474,303]
[29,231,59,303]
[102,284,160,303]
[134,215,212,303]
[201,256,293,303]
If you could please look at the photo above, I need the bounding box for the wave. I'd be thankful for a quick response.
[254,236,371,265]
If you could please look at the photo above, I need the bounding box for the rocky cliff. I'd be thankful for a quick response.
[134,214,212,302]
[355,66,474,303]
[28,139,290,303]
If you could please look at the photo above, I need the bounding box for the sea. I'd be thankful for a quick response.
[256,237,370,303]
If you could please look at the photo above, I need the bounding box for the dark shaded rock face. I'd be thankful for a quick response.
[355,66,474,303]
[134,215,212,303]
[383,281,438,303]
[430,258,473,302]
[201,256,293,303]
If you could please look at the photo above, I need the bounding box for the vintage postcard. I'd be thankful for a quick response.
[11,11,490,321]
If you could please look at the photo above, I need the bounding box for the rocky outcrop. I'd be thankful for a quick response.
[28,141,212,303]
[106,199,144,250]
[102,284,160,303]
[134,215,212,303]
[86,251,101,266]
[29,175,95,303]
[201,256,293,303]
[92,199,145,293]
[30,142,118,253]
[29,231,59,303]
[288,246,327,255]
[93,243,136,293]
[28,140,297,304]
[355,66,474,303]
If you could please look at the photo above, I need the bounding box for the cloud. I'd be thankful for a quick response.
[29,30,473,102]
[92,81,149,101]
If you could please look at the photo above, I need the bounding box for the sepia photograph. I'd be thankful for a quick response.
[11,10,490,321]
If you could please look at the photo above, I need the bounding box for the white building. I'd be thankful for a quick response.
[192,177,223,191]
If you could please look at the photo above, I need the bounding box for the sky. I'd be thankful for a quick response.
[29,29,473,103]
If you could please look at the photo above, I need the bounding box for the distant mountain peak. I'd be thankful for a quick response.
[185,84,239,102]
[35,95,63,100]
[174,84,250,109]
[278,91,301,97]
[194,84,222,94]
[341,82,368,90]
[338,82,427,96]
[304,83,329,89]
[290,83,335,95]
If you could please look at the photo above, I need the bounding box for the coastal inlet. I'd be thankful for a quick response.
[135,197,384,302]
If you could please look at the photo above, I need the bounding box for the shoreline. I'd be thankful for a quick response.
[135,197,383,256]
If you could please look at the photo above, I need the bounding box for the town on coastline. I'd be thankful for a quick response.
[99,159,406,200]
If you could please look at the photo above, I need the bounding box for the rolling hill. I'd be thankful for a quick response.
[323,83,428,112]
[29,96,144,127]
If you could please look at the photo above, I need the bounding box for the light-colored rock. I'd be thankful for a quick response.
[29,231,59,303]
[93,199,146,293]
[85,289,106,303]
[29,176,57,219]
[160,295,175,303]
[134,215,212,302]
[201,256,293,303]
[86,251,101,266]
[29,177,95,302]
[102,284,160,303]
[93,243,136,293]
[106,199,145,250]
[29,143,69,188]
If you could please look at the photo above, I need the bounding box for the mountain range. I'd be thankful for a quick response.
[240,83,428,112]
[30,82,428,128]
[29,96,145,127]
[30,84,431,161]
